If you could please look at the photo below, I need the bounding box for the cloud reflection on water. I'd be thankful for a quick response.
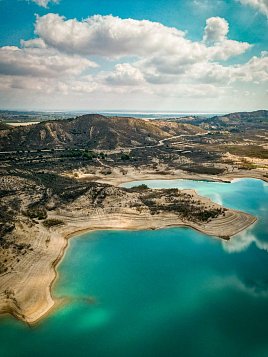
[222,228,268,254]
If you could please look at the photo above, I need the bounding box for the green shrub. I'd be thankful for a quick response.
[132,184,149,191]
[43,219,64,228]
[26,206,47,220]
[121,153,130,160]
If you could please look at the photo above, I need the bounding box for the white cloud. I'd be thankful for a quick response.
[0,46,97,78]
[188,52,268,84]
[208,40,251,61]
[192,0,225,10]
[30,0,59,8]
[0,13,267,110]
[20,38,47,49]
[34,13,188,58]
[202,17,251,61]
[232,52,268,82]
[104,63,145,86]
[238,0,268,17]
[33,14,251,77]
[34,14,250,63]
[203,17,229,44]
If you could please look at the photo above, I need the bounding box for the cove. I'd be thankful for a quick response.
[0,178,268,357]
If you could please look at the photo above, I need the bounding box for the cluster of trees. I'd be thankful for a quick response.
[120,153,130,160]
[131,184,149,191]
[43,219,64,228]
[140,190,225,222]
[26,206,47,220]
[62,149,101,160]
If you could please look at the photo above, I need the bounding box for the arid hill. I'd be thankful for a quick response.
[167,110,268,129]
[0,114,203,151]
[202,110,268,129]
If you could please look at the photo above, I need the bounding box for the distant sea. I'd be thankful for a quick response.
[1,178,267,357]
[78,111,224,119]
[1,109,225,122]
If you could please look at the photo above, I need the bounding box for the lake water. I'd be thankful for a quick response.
[1,178,268,357]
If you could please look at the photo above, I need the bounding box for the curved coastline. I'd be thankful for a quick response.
[0,176,260,325]
[85,168,268,187]
[28,213,259,325]
[47,213,258,325]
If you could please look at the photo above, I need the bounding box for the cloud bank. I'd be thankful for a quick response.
[0,13,267,110]
[34,13,250,61]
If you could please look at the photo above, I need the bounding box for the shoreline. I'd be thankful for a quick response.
[28,212,258,326]
[0,175,261,325]
[77,167,268,187]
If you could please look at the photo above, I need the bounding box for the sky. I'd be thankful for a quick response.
[0,0,267,112]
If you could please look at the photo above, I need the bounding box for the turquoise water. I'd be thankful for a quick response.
[1,178,268,357]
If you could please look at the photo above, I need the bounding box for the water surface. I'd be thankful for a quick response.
[1,178,268,357]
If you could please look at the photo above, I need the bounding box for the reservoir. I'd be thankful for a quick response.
[1,178,268,357]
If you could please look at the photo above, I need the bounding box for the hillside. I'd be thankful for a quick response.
[202,110,268,130]
[0,114,203,151]
[166,110,268,129]
[209,110,267,123]
[0,122,11,131]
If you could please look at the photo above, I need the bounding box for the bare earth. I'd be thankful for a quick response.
[0,170,257,325]
[75,165,268,186]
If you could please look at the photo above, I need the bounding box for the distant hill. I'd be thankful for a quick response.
[166,110,268,128]
[0,114,203,151]
[208,110,268,126]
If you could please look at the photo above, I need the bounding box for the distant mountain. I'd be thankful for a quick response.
[167,110,268,130]
[210,110,267,123]
[0,114,203,151]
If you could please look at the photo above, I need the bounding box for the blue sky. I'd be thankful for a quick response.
[0,0,267,111]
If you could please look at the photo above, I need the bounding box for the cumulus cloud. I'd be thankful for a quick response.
[191,52,268,84]
[208,40,251,61]
[30,0,59,8]
[232,52,268,82]
[34,14,250,63]
[34,14,188,58]
[20,38,47,49]
[0,46,97,78]
[104,63,145,86]
[34,13,251,89]
[238,0,268,17]
[130,50,268,89]
[0,13,267,109]
[203,17,229,44]
[202,17,251,60]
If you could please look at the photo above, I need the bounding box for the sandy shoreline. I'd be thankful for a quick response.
[0,174,260,325]
[76,166,268,186]
[40,213,258,326]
